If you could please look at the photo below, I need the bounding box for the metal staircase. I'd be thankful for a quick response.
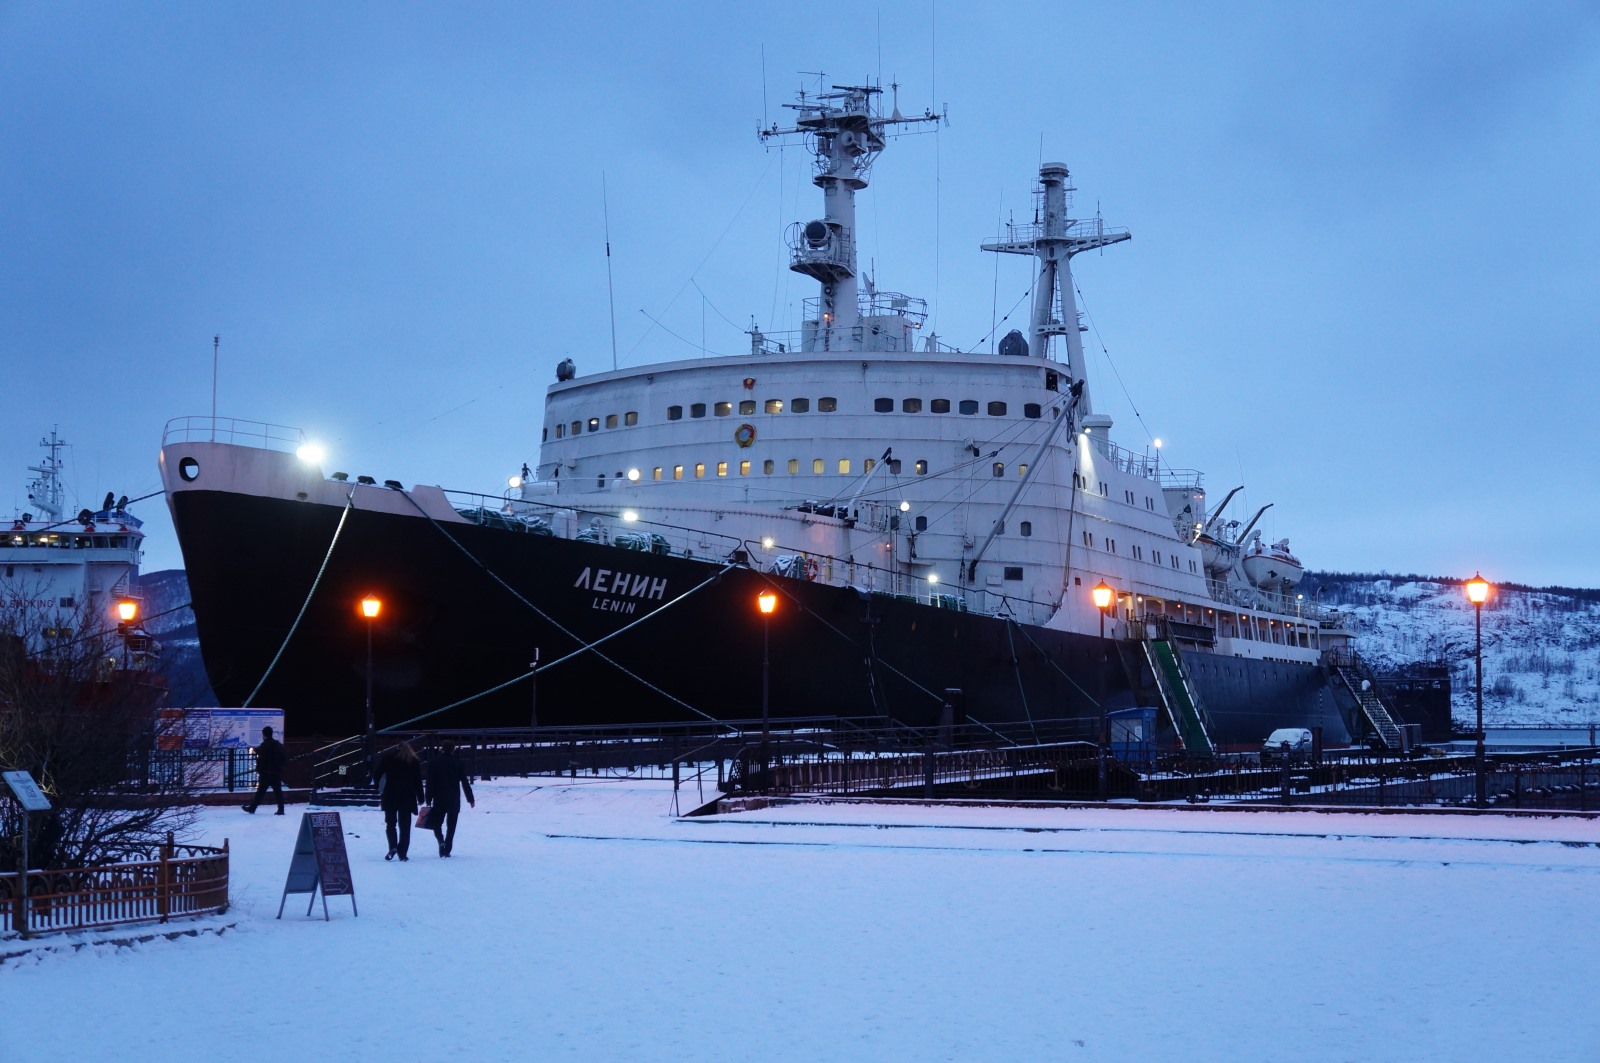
[1334,659,1403,750]
[1144,637,1215,758]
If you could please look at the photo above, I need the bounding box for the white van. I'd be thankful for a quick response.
[1261,727,1313,763]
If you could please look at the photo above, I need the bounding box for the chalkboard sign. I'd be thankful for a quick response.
[277,810,358,920]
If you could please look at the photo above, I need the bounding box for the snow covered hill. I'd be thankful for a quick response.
[1307,572,1600,728]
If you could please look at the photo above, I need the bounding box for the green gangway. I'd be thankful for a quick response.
[1150,640,1214,757]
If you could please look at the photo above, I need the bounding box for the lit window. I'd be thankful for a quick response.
[812,458,824,474]
[863,458,875,473]
[838,459,851,474]
[988,401,1007,416]
[690,403,706,418]
[716,462,727,477]
[1024,403,1041,419]
[739,460,750,475]
[874,397,893,412]
[931,398,950,413]
[740,400,756,415]
[714,401,732,417]
[915,460,927,475]
[1020,521,1032,537]
[694,463,705,478]
[791,398,811,413]
[902,398,922,413]
[959,399,978,415]
[765,399,783,414]
[625,411,638,426]
[763,459,774,474]
[787,459,799,474]
[817,397,837,412]
[555,424,565,439]
[588,418,600,432]
[1018,464,1028,477]
[667,407,682,421]
[652,467,663,481]
[605,414,618,429]
[673,465,684,480]
[992,463,1005,477]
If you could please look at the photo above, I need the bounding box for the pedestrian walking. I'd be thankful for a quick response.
[243,725,287,815]
[425,740,476,857]
[373,740,424,861]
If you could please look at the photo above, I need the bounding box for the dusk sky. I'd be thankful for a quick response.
[3,2,1597,588]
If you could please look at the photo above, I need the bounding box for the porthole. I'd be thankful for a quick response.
[690,403,707,418]
[1024,403,1041,419]
[874,397,893,413]
[740,400,757,415]
[177,456,200,482]
[930,398,950,413]
[667,406,683,421]
[959,399,978,415]
[902,398,922,413]
[987,401,1007,416]
[791,398,811,413]
[817,397,838,412]
[765,399,784,414]
[605,414,618,429]
[714,402,732,417]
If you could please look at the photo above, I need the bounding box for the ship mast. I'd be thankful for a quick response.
[26,428,67,522]
[982,164,1129,414]
[759,82,941,352]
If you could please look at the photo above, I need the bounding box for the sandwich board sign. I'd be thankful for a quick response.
[277,810,357,920]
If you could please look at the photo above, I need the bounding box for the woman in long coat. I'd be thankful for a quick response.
[374,741,424,861]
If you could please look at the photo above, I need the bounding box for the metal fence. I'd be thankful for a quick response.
[0,834,230,939]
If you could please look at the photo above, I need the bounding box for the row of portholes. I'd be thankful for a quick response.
[634,456,1032,481]
[548,396,1047,439]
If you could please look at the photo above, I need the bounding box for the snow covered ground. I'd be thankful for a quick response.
[7,780,1600,1061]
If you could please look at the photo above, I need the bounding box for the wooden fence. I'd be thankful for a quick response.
[0,835,229,939]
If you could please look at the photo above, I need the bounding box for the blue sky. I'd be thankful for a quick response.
[3,1,1597,587]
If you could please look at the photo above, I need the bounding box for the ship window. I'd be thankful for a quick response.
[1190,559,1197,572]
[931,398,950,413]
[791,397,811,413]
[888,459,902,474]
[596,474,605,488]
[714,402,732,417]
[915,515,928,532]
[1172,555,1180,568]
[667,406,683,421]
[995,521,1006,535]
[992,463,1005,477]
[605,414,618,429]
[716,462,727,477]
[1153,551,1162,565]
[763,459,775,474]
[812,458,824,474]
[1107,539,1116,554]
[787,459,799,474]
[902,398,922,413]
[1084,531,1094,547]
[915,460,927,475]
[818,397,837,412]
[863,458,875,473]
[1024,403,1041,419]
[739,460,750,475]
[694,463,705,478]
[588,418,600,432]
[1099,481,1108,495]
[554,424,564,438]
[571,421,581,436]
[1045,371,1059,391]
[1133,545,1142,560]
[1020,521,1032,537]
[765,399,783,414]
[874,397,893,413]
[1146,497,1155,510]
[1004,566,1023,581]
[690,403,706,418]
[673,465,684,480]
[740,400,756,415]
[959,400,979,415]
[653,467,663,481]
[1017,464,1028,477]
[987,401,1007,416]
[838,459,850,474]
[625,411,638,426]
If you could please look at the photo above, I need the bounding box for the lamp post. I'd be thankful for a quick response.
[1091,581,1114,799]
[359,595,381,764]
[115,599,138,669]
[757,591,777,740]
[1466,573,1490,807]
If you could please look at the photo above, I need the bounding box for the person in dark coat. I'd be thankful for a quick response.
[425,740,475,857]
[243,725,287,815]
[374,741,424,861]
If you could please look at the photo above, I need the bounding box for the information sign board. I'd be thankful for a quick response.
[277,810,357,920]
[2,769,50,812]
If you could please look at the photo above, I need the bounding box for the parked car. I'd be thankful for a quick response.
[1261,727,1314,763]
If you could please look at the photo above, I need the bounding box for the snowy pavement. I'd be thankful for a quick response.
[6,779,1600,1061]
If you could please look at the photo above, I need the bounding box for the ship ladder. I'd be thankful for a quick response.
[1144,639,1216,758]
[1335,664,1403,750]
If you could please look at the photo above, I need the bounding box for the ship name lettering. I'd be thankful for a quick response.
[574,567,667,601]
[591,598,639,615]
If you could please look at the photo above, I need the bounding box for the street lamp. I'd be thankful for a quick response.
[359,595,382,763]
[1466,573,1490,807]
[1091,581,1114,799]
[1092,581,1114,638]
[115,599,138,669]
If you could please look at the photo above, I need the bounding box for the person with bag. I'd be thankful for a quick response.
[373,740,424,861]
[425,739,475,857]
[242,725,287,815]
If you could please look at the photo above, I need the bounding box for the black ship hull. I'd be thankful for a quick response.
[170,488,1378,748]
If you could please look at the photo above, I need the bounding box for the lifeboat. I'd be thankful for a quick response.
[1242,537,1304,592]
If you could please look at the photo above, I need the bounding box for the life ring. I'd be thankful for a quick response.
[735,423,757,448]
[804,557,819,580]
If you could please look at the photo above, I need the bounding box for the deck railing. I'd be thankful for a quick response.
[0,835,229,939]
